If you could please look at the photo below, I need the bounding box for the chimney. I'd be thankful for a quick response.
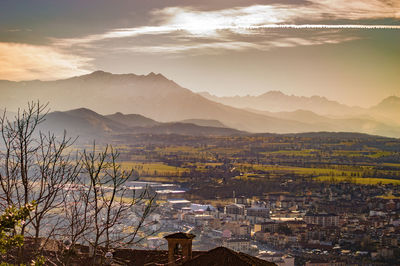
[164,232,196,265]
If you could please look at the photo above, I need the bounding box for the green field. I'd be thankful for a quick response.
[233,163,400,185]
[236,163,363,176]
[120,162,188,176]
[262,149,316,157]
[315,176,400,185]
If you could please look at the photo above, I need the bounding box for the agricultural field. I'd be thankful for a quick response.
[120,162,188,177]
[105,133,400,199]
[315,176,400,185]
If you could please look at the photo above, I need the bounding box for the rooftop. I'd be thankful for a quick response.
[164,232,196,240]
[182,246,275,266]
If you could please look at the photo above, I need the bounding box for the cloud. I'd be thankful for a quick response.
[49,0,399,56]
[154,1,399,36]
[0,42,91,81]
[116,32,360,56]
[119,41,263,55]
[55,0,400,43]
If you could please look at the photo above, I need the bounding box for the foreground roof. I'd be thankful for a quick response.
[164,232,196,240]
[182,247,275,266]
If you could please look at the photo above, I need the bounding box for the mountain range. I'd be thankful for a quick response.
[0,71,399,138]
[200,91,400,127]
[199,91,364,116]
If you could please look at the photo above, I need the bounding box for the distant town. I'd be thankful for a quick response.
[131,174,400,265]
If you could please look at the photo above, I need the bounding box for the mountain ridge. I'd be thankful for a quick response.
[0,71,398,137]
[199,91,366,116]
[38,108,244,139]
[37,107,391,142]
[0,71,325,134]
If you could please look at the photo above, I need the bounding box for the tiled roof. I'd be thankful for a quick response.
[164,232,196,239]
[182,247,276,266]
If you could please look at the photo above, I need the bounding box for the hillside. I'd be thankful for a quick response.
[106,112,160,127]
[38,108,244,139]
[40,108,127,138]
[179,119,227,128]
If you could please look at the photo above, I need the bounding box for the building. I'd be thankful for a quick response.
[304,213,339,227]
[223,222,251,237]
[225,204,246,216]
[257,252,294,266]
[183,246,275,266]
[222,238,251,253]
[305,260,346,266]
[254,222,280,233]
[124,181,185,200]
[164,232,196,265]
[246,206,270,218]
[168,199,191,209]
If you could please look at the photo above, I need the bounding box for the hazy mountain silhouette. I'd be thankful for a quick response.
[0,71,324,133]
[131,122,244,136]
[38,108,244,139]
[0,71,398,137]
[369,96,400,125]
[199,91,365,116]
[246,108,400,137]
[41,108,127,138]
[105,112,160,127]
[200,92,400,137]
[179,119,227,128]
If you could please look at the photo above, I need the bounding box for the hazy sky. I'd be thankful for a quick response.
[0,0,399,107]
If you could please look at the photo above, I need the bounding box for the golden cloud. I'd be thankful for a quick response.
[0,42,91,81]
[48,0,400,56]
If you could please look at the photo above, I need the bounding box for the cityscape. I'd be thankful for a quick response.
[0,0,399,265]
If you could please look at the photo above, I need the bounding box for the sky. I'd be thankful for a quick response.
[0,0,399,107]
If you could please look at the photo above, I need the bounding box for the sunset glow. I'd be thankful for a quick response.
[0,0,399,106]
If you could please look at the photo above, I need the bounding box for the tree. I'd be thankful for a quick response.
[0,203,34,255]
[67,144,157,264]
[0,102,157,265]
[0,102,80,247]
